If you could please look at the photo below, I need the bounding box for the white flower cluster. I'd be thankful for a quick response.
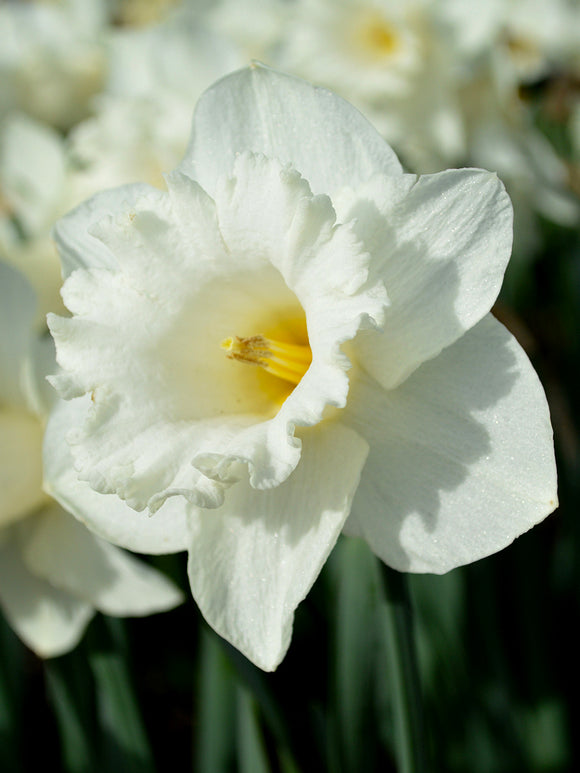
[0,0,564,668]
[208,0,580,250]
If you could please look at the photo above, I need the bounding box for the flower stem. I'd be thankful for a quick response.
[379,565,429,773]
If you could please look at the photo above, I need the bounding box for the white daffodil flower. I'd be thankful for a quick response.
[46,66,557,671]
[0,261,183,658]
[438,0,578,85]
[0,0,108,131]
[468,118,580,253]
[104,3,243,101]
[0,8,243,326]
[205,0,296,63]
[0,115,74,326]
[70,4,244,193]
[452,63,580,252]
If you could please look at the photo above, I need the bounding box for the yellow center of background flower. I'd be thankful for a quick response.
[115,0,179,26]
[506,34,542,71]
[354,12,400,60]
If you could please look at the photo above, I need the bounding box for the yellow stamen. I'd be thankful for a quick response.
[221,334,312,386]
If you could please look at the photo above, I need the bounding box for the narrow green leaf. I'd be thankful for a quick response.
[44,654,97,773]
[521,700,569,770]
[215,634,288,747]
[194,627,236,773]
[236,686,271,773]
[87,616,155,773]
[378,565,429,773]
[208,629,302,772]
[0,615,24,771]
[409,570,467,696]
[330,537,381,773]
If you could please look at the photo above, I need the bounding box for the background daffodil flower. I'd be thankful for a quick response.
[0,260,183,658]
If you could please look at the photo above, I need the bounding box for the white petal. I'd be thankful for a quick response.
[52,182,158,278]
[187,421,369,671]
[436,0,503,54]
[0,536,94,658]
[20,505,184,616]
[343,314,557,573]
[341,169,513,388]
[43,397,191,553]
[0,261,36,407]
[0,408,46,528]
[181,63,402,199]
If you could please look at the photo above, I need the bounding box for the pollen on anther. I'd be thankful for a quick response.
[221,334,312,386]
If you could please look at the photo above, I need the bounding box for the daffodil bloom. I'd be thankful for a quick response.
[0,0,108,131]
[438,0,579,83]
[435,0,580,234]
[46,66,557,671]
[0,261,183,658]
[0,9,243,324]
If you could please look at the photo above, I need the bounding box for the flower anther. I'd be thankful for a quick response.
[221,333,312,386]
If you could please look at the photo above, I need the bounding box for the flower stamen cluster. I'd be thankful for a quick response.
[221,334,312,385]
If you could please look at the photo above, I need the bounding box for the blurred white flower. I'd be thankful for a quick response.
[433,0,580,247]
[0,4,244,325]
[104,3,243,100]
[47,66,557,670]
[70,3,244,191]
[205,0,579,232]
[0,0,108,130]
[0,115,74,324]
[468,116,580,252]
[438,0,579,85]
[0,261,183,658]
[281,0,426,99]
[68,97,192,194]
[206,0,303,63]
